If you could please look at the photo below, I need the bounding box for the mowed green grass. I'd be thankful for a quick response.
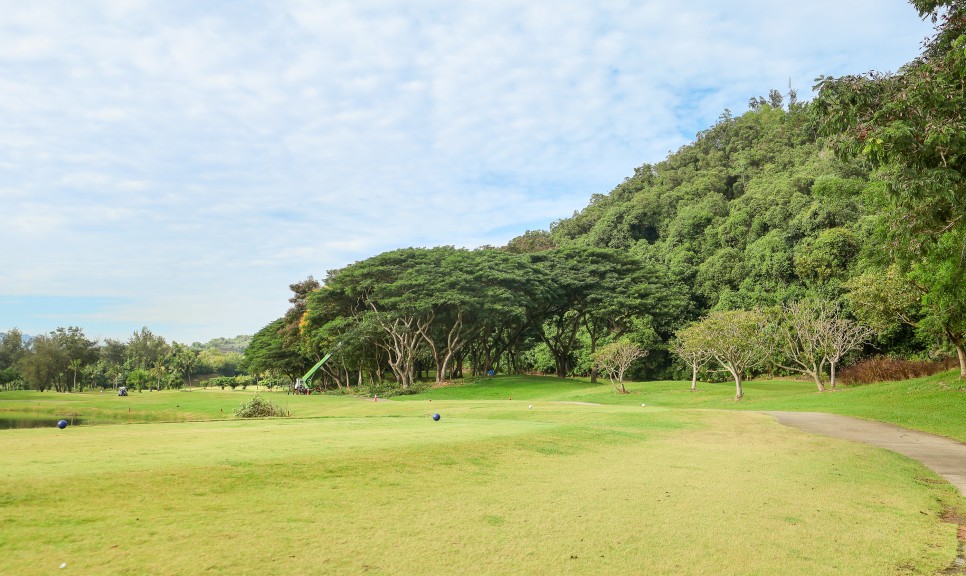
[1,386,963,575]
[0,386,277,424]
[404,371,966,442]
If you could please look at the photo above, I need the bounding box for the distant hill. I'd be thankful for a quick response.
[516,94,872,319]
[0,331,31,344]
[190,335,252,354]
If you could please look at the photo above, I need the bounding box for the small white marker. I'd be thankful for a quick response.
[528,405,533,409]
[641,403,646,407]
[60,563,67,569]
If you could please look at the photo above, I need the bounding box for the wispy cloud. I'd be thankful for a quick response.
[0,0,933,341]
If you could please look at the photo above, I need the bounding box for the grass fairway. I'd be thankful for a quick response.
[1,387,963,575]
[403,371,966,442]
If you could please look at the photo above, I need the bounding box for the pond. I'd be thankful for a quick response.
[0,416,86,430]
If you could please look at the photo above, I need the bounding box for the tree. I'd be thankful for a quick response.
[126,327,169,370]
[170,343,198,389]
[686,310,769,400]
[669,325,712,392]
[0,328,26,369]
[592,340,646,393]
[17,334,68,392]
[310,248,436,389]
[245,318,309,384]
[505,229,556,254]
[823,316,875,388]
[52,327,97,392]
[767,301,834,392]
[814,0,966,377]
[528,245,679,379]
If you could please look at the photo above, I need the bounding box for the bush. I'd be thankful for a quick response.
[358,379,430,398]
[207,376,235,390]
[233,394,289,418]
[259,377,289,390]
[837,356,958,385]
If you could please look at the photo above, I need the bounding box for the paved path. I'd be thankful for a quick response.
[763,411,966,498]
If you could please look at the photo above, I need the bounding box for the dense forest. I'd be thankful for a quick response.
[2,0,962,395]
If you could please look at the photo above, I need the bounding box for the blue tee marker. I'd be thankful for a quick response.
[432,413,440,421]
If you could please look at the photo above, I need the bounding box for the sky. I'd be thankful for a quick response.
[0,0,935,344]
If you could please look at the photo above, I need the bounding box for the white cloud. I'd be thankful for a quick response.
[0,0,934,341]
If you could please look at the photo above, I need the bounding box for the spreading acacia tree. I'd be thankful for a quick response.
[299,247,555,388]
[815,0,966,377]
[529,245,684,379]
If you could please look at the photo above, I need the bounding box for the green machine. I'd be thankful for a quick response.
[293,347,338,394]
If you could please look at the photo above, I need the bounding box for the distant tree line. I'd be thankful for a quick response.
[0,327,252,392]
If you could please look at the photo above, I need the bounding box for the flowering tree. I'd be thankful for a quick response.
[592,340,646,394]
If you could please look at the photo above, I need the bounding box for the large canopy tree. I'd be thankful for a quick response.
[528,245,683,379]
[303,247,554,387]
[244,317,311,384]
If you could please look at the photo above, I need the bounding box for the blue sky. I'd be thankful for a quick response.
[1,0,934,344]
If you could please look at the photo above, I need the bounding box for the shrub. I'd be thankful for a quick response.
[837,356,958,385]
[358,379,429,398]
[207,376,235,390]
[233,394,289,418]
[259,377,289,390]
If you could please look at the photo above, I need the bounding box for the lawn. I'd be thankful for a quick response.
[402,371,966,442]
[1,380,963,575]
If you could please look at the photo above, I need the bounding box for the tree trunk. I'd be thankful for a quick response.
[690,364,698,392]
[811,370,825,393]
[554,354,568,378]
[734,374,743,401]
[956,340,966,379]
[589,333,599,384]
[828,361,837,389]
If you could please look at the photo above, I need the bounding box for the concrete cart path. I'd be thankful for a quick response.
[763,411,966,498]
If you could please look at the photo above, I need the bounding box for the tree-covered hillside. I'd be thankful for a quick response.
[543,93,869,315]
[243,0,963,388]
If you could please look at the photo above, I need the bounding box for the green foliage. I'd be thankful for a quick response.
[126,368,151,392]
[190,334,252,354]
[814,1,966,375]
[244,317,310,383]
[205,376,237,390]
[233,394,288,418]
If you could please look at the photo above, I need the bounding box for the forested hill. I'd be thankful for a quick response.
[245,1,963,387]
[517,92,872,318]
